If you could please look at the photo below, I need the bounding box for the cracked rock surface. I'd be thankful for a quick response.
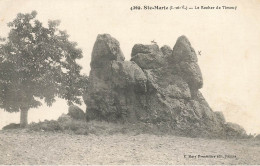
[84,34,246,138]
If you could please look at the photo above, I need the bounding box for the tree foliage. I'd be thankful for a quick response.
[0,11,88,113]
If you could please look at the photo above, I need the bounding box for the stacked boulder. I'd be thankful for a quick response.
[67,105,85,121]
[84,34,246,138]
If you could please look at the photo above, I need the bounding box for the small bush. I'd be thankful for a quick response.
[74,128,89,135]
[60,119,89,132]
[28,118,90,135]
[29,120,63,132]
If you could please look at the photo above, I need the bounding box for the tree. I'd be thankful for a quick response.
[0,11,88,127]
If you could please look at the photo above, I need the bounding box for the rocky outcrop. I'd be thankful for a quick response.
[160,45,172,57]
[225,122,247,137]
[131,44,165,69]
[68,105,85,120]
[58,113,72,122]
[84,34,247,138]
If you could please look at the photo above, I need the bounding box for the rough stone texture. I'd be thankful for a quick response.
[131,44,160,57]
[131,44,165,69]
[90,34,125,68]
[84,34,247,138]
[68,105,85,120]
[225,122,247,137]
[58,113,72,122]
[160,45,172,56]
[170,35,198,63]
[214,111,226,123]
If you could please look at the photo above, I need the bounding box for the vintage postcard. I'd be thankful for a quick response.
[0,0,260,165]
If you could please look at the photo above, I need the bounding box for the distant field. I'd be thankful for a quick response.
[0,129,260,165]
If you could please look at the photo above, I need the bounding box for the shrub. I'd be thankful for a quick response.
[29,120,63,132]
[28,118,90,135]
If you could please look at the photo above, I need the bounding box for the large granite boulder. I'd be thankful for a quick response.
[160,45,172,56]
[131,44,165,69]
[170,35,198,63]
[68,105,85,120]
[84,34,247,138]
[90,34,125,68]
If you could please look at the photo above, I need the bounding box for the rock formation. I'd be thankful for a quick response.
[68,105,85,121]
[84,34,247,138]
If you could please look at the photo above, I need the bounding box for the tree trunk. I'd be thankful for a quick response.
[20,107,29,127]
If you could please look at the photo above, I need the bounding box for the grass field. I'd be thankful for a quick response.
[0,128,260,165]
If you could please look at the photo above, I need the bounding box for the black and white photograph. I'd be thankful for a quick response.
[0,0,260,165]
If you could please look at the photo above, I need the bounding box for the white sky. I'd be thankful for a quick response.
[0,0,260,134]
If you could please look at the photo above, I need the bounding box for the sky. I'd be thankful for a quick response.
[0,0,260,134]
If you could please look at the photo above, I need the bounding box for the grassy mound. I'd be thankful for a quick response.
[23,115,255,139]
[27,117,156,136]
[2,123,21,130]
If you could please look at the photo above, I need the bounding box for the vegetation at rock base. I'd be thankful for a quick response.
[0,116,249,139]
